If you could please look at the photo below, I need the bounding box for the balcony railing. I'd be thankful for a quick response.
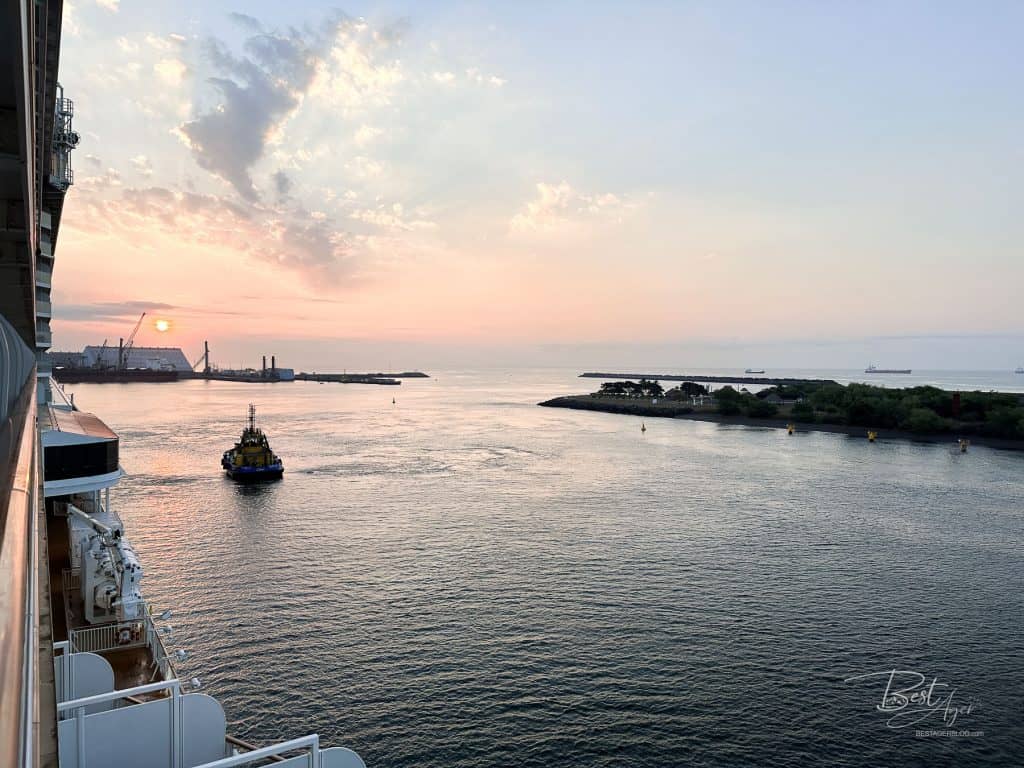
[0,366,38,768]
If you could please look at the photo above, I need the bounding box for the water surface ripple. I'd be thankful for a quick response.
[70,370,1024,766]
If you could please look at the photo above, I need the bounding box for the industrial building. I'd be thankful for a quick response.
[81,345,192,371]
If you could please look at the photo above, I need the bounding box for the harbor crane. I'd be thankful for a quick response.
[93,338,108,369]
[191,340,211,375]
[119,311,146,370]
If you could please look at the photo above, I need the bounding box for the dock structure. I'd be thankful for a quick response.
[580,372,838,386]
[295,373,402,385]
[294,371,428,385]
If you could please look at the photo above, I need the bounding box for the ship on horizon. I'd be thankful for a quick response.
[865,363,912,374]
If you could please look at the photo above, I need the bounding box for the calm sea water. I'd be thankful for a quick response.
[65,370,1023,767]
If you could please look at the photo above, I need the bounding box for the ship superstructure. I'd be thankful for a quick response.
[0,4,364,766]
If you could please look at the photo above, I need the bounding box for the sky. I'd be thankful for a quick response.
[51,1,1024,371]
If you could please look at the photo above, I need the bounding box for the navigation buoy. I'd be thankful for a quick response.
[641,422,646,433]
[787,423,794,435]
[392,397,396,405]
[959,438,969,453]
[868,430,877,443]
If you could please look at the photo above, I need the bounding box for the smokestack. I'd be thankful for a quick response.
[204,341,210,374]
[271,355,276,374]
[118,338,124,370]
[262,355,267,376]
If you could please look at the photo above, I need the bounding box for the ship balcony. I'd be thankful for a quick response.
[52,656,368,768]
[40,237,53,258]
[42,407,123,497]
[37,299,52,317]
[36,325,52,348]
[36,265,52,287]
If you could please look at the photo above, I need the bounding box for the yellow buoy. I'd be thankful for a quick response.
[787,423,794,435]
[868,430,877,442]
[641,422,646,433]
[959,438,969,453]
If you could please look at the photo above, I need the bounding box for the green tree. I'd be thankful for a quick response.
[901,407,954,433]
[598,382,626,396]
[715,386,742,415]
[746,399,778,418]
[982,407,1024,438]
[791,401,816,423]
[639,379,664,397]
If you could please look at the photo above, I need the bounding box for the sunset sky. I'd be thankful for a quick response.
[52,1,1024,370]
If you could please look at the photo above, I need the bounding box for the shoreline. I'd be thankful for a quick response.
[539,395,1024,452]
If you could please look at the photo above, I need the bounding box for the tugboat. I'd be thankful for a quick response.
[221,404,284,481]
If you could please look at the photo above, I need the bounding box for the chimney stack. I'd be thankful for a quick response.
[262,355,267,376]
[271,355,276,374]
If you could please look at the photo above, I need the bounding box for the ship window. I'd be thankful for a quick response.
[44,440,119,481]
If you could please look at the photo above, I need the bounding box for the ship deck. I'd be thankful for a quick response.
[46,501,161,691]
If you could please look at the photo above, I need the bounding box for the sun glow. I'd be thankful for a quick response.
[154,319,170,332]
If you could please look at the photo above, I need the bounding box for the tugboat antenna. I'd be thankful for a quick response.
[248,403,256,432]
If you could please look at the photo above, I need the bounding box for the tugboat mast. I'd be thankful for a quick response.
[248,403,256,432]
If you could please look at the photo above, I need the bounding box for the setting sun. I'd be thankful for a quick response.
[154,319,170,332]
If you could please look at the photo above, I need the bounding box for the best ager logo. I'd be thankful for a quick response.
[844,670,978,732]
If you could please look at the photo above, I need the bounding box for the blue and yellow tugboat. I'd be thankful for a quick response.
[221,404,284,481]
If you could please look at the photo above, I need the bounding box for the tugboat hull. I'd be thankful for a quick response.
[225,464,283,482]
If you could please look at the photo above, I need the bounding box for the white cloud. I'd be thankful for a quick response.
[353,124,382,147]
[154,58,187,86]
[117,36,139,54]
[63,0,81,36]
[349,202,436,232]
[465,68,506,87]
[510,181,637,234]
[432,71,456,85]
[346,156,383,179]
[308,22,405,113]
[145,34,184,52]
[130,155,153,176]
[95,0,119,12]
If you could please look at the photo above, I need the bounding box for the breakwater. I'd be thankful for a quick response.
[580,372,837,385]
[540,395,1024,451]
[294,373,409,385]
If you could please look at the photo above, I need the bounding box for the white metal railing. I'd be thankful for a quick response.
[59,679,186,768]
[196,734,322,768]
[69,621,147,654]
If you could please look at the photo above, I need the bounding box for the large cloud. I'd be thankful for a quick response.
[177,14,407,202]
[178,31,323,200]
[68,185,353,282]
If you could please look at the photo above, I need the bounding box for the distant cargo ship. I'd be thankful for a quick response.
[1016,367,1024,374]
[865,364,912,374]
[744,368,766,374]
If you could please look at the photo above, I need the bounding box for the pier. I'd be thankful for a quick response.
[294,372,425,385]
